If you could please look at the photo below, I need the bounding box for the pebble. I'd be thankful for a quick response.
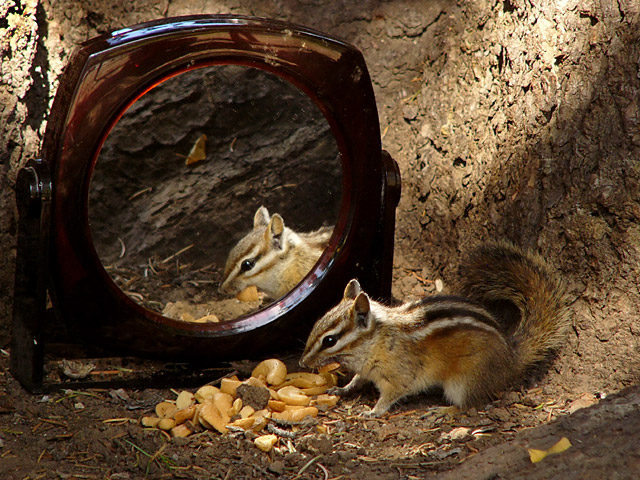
[268,460,285,475]
[403,104,419,121]
[440,426,471,442]
[501,391,520,405]
[337,451,357,462]
[302,435,333,455]
[487,407,511,422]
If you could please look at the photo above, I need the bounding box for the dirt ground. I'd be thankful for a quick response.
[1,0,640,479]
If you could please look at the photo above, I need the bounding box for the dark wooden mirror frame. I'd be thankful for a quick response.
[11,15,401,392]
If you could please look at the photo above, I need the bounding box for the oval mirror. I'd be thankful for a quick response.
[89,65,341,324]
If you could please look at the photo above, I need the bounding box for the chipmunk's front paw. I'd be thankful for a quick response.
[327,386,349,396]
[362,396,394,418]
[359,408,383,418]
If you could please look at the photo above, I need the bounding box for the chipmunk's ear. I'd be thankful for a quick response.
[254,206,270,229]
[353,292,370,328]
[266,214,285,249]
[344,279,362,299]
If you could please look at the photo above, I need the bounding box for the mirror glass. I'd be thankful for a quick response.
[89,65,341,323]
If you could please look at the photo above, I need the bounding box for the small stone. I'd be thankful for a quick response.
[236,384,270,410]
[109,473,131,480]
[522,395,543,407]
[465,407,478,417]
[487,407,511,422]
[268,460,285,475]
[420,122,433,138]
[441,426,471,442]
[254,434,278,452]
[501,391,520,405]
[431,447,463,460]
[301,435,333,455]
[61,359,95,379]
[567,393,597,413]
[403,104,419,121]
[337,451,357,462]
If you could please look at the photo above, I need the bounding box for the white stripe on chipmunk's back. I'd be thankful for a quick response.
[409,317,505,343]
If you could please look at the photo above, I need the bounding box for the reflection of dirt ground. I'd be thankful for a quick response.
[106,263,264,321]
[90,65,341,318]
[2,1,640,479]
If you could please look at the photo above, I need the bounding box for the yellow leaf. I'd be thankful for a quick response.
[547,437,572,455]
[528,448,548,463]
[528,437,572,463]
[185,134,207,166]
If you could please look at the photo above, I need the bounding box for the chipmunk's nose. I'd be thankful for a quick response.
[298,355,308,369]
[218,278,231,294]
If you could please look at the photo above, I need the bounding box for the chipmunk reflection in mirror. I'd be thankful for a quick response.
[219,206,333,300]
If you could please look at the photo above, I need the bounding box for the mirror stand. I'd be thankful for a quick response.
[11,159,49,392]
[376,151,402,297]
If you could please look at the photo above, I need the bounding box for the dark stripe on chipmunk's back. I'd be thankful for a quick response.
[402,295,500,331]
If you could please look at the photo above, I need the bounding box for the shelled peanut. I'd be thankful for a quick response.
[140,358,340,451]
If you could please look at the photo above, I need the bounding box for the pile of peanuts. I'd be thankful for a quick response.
[141,358,340,452]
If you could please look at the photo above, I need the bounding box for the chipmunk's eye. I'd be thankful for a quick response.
[321,335,337,349]
[241,259,256,272]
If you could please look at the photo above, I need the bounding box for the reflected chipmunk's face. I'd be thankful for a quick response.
[219,206,333,300]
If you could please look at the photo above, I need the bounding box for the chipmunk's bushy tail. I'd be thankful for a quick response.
[457,241,571,369]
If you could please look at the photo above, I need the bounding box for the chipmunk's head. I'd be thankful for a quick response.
[219,206,292,299]
[300,279,375,371]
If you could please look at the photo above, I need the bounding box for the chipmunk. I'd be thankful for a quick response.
[219,206,333,300]
[300,241,571,417]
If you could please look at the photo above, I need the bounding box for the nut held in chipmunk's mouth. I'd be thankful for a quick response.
[318,361,342,373]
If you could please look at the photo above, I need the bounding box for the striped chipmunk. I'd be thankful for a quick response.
[219,206,333,300]
[300,241,571,417]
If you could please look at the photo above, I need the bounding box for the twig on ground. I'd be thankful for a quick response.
[161,244,194,264]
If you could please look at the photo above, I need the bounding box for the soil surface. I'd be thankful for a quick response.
[1,350,639,479]
[1,0,640,479]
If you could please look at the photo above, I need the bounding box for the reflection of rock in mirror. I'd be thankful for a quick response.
[89,65,341,322]
[219,206,333,300]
